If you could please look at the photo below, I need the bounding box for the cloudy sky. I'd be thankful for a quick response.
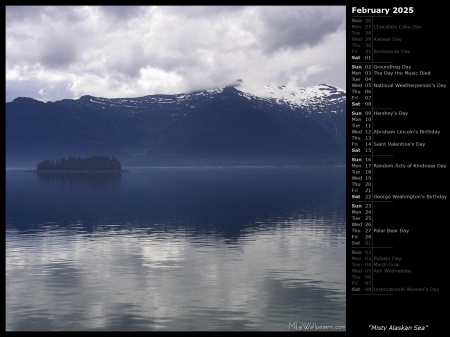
[5,6,345,102]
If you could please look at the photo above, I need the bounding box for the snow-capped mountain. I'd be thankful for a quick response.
[236,81,345,111]
[6,83,346,167]
[70,81,345,116]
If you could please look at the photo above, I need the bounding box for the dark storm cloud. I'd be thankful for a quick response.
[6,6,84,23]
[5,6,42,21]
[257,6,345,52]
[163,5,246,18]
[99,6,146,21]
[6,6,89,68]
[39,32,78,68]
[106,42,147,79]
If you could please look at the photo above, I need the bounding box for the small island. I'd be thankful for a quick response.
[36,155,124,172]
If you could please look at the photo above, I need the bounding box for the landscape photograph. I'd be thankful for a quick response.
[5,6,346,331]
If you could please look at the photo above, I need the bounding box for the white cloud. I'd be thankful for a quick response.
[6,5,345,102]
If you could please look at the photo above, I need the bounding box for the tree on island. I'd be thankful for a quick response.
[36,155,122,171]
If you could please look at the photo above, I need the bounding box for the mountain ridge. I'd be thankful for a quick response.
[10,82,345,110]
[6,83,346,167]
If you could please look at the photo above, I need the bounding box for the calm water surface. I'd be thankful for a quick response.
[6,166,346,331]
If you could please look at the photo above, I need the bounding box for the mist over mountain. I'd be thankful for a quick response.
[6,83,346,167]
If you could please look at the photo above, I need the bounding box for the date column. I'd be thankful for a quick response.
[350,15,374,295]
